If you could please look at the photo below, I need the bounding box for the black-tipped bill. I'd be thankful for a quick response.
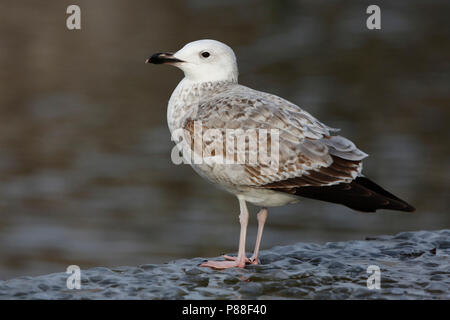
[145,52,184,64]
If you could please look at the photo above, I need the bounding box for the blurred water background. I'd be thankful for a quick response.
[0,0,448,280]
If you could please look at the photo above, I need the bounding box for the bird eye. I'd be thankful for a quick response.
[201,51,210,58]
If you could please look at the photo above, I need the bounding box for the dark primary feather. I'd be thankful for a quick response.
[272,176,415,213]
[261,155,415,213]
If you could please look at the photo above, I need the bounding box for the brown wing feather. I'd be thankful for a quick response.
[259,156,361,188]
[179,87,367,187]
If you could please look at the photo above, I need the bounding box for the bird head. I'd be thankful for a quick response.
[146,39,238,83]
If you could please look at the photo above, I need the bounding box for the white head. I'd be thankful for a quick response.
[147,39,238,83]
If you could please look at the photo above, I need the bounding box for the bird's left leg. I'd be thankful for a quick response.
[200,196,249,269]
[248,207,267,264]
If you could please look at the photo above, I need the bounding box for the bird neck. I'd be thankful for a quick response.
[181,64,239,84]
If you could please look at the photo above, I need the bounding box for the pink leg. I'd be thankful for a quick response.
[222,207,267,265]
[249,208,267,264]
[201,197,249,269]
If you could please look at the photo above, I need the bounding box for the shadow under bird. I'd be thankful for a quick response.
[146,39,415,269]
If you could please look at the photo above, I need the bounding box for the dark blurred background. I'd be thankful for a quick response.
[0,0,449,279]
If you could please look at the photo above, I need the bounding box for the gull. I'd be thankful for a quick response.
[146,39,415,269]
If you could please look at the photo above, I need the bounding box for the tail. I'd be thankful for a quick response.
[293,176,415,213]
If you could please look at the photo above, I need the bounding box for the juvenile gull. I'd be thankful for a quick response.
[146,39,415,269]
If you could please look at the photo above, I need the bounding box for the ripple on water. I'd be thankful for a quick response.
[0,230,448,299]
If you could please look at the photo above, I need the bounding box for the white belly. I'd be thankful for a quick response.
[235,187,301,207]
